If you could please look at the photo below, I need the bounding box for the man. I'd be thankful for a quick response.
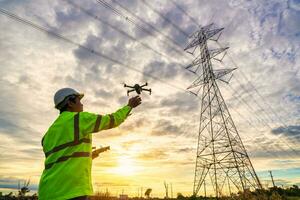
[38,88,141,200]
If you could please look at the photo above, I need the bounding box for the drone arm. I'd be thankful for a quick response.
[142,88,151,91]
[125,85,135,89]
[142,88,151,94]
[141,82,148,87]
[127,89,135,93]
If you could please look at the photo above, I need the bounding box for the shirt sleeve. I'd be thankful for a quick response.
[80,105,132,136]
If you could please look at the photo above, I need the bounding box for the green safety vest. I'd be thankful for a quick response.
[38,105,131,200]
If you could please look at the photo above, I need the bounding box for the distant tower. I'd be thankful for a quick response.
[184,24,262,197]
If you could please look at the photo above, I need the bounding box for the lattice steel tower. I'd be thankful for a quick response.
[184,24,262,197]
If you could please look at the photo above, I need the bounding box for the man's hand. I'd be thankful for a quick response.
[128,96,142,108]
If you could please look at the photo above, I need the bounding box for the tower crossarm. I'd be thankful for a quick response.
[209,47,229,58]
[184,25,224,52]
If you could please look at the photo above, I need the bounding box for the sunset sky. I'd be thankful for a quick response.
[0,0,300,197]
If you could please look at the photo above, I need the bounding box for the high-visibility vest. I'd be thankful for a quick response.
[38,105,131,200]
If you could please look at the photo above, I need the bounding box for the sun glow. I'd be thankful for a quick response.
[112,156,137,176]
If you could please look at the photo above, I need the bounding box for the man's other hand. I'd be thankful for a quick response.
[128,96,142,108]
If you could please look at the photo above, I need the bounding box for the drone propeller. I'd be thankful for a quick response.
[141,82,148,87]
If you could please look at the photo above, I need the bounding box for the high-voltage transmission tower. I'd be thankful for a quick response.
[184,24,262,197]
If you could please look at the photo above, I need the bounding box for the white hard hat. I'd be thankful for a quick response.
[54,88,84,109]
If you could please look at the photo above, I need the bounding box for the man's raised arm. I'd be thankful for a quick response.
[99,96,141,131]
[80,96,142,135]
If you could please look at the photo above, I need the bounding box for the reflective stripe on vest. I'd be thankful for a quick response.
[43,112,97,170]
[93,115,102,133]
[45,152,90,170]
[44,113,90,157]
[109,114,114,129]
[45,138,91,157]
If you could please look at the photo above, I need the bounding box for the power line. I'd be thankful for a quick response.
[0,8,187,94]
[129,1,300,183]
[141,0,281,125]
[214,40,300,155]
[203,86,289,159]
[65,0,198,82]
[233,77,279,125]
[169,0,200,27]
[140,0,190,37]
[238,63,294,126]
[218,57,300,152]
[227,83,299,157]
[95,0,188,58]
[216,41,294,128]
[103,1,273,151]
[169,1,293,130]
[233,74,299,137]
[228,105,291,160]
[65,0,183,66]
[163,0,297,145]
[136,0,299,156]
[186,25,263,196]
[207,38,298,155]
[100,0,298,159]
[110,0,187,50]
[218,86,289,159]
[232,75,300,154]
[227,82,297,152]
[2,5,297,186]
[138,0,299,158]
[172,85,296,160]
[2,2,297,162]
[133,0,300,160]
[210,47,300,156]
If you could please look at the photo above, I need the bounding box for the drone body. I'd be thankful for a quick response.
[124,82,151,96]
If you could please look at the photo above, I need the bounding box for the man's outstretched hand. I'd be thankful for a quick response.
[128,96,142,108]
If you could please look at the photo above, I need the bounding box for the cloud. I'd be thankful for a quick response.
[160,91,199,114]
[95,88,114,99]
[151,119,181,136]
[176,147,194,153]
[271,125,300,140]
[142,61,180,80]
[121,140,141,150]
[137,149,169,160]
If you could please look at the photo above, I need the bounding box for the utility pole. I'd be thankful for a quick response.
[141,187,143,198]
[170,183,173,199]
[269,171,275,187]
[164,181,169,199]
[183,24,262,197]
[204,180,207,199]
[105,188,109,197]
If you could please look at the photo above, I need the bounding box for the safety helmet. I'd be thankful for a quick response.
[54,88,84,109]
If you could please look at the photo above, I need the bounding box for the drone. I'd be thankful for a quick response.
[124,82,151,96]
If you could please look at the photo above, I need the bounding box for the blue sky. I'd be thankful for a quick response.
[0,0,299,197]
